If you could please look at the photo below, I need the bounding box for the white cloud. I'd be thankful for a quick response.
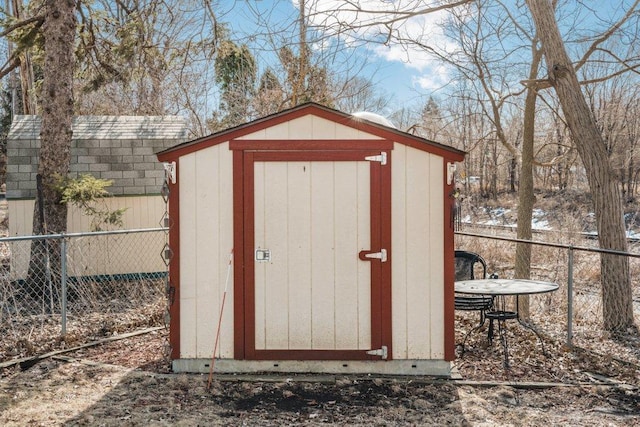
[303,1,455,68]
[413,64,451,90]
[299,0,459,93]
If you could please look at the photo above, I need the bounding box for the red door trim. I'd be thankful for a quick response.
[368,156,383,354]
[380,150,393,358]
[233,150,247,359]
[230,139,393,151]
[443,158,456,361]
[233,148,392,361]
[168,161,181,360]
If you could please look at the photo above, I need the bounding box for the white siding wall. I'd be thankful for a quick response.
[178,142,234,359]
[8,196,166,279]
[391,144,445,359]
[237,115,383,140]
[253,161,371,350]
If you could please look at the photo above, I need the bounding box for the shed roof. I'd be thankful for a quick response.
[157,102,465,162]
[8,115,189,140]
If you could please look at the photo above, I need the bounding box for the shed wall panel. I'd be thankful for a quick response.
[391,144,445,359]
[253,160,371,351]
[286,162,313,349]
[194,147,222,358]
[427,155,445,358]
[390,146,409,360]
[284,116,314,139]
[237,115,384,140]
[334,162,358,348]
[179,153,198,356]
[259,161,290,349]
[309,162,336,349]
[179,142,234,359]
[253,161,267,349]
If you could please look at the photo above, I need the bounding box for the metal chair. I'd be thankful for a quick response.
[454,250,495,350]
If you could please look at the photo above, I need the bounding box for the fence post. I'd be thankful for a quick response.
[567,246,574,348]
[61,236,67,337]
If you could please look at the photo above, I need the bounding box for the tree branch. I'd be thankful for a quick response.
[0,14,44,39]
[574,0,640,71]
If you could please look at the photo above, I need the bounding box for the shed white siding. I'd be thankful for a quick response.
[253,160,372,351]
[178,142,234,359]
[391,144,445,359]
[8,196,165,236]
[237,115,383,140]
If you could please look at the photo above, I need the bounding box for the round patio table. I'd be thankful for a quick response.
[454,278,559,367]
[454,278,559,296]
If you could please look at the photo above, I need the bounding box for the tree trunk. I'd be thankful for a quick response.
[526,0,635,333]
[36,0,75,235]
[27,0,76,307]
[515,47,542,319]
[9,0,37,114]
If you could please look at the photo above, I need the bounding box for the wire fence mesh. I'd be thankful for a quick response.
[0,229,167,362]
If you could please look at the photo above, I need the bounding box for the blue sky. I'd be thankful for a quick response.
[219,0,446,112]
[218,0,638,115]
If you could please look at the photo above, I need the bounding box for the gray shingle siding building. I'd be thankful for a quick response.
[6,115,190,199]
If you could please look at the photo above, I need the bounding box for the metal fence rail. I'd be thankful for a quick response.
[0,228,167,362]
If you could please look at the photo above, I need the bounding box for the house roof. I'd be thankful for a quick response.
[8,115,190,140]
[6,115,190,199]
[157,102,466,162]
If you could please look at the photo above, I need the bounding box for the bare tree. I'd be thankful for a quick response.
[23,0,76,305]
[526,0,636,333]
[75,0,220,136]
[584,75,640,202]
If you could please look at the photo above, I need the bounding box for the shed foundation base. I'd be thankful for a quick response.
[172,358,455,378]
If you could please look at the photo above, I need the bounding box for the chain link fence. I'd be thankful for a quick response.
[455,226,640,362]
[4,222,638,366]
[0,228,168,362]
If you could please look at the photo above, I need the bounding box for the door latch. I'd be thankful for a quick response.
[255,249,271,262]
[358,249,387,262]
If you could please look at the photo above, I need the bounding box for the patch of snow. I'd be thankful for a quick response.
[532,219,551,230]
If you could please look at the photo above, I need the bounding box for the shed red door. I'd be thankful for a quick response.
[239,148,391,360]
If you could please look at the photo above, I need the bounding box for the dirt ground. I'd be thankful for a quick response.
[1,325,639,426]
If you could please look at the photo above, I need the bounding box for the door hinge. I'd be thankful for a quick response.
[163,161,176,184]
[365,152,387,165]
[366,345,388,359]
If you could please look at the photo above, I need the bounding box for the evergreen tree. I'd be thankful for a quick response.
[208,39,256,131]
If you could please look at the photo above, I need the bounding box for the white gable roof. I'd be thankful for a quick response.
[351,111,396,129]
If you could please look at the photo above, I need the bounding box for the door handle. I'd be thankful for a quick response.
[359,249,387,262]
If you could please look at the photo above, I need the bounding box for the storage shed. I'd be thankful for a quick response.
[6,115,190,278]
[157,103,465,376]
